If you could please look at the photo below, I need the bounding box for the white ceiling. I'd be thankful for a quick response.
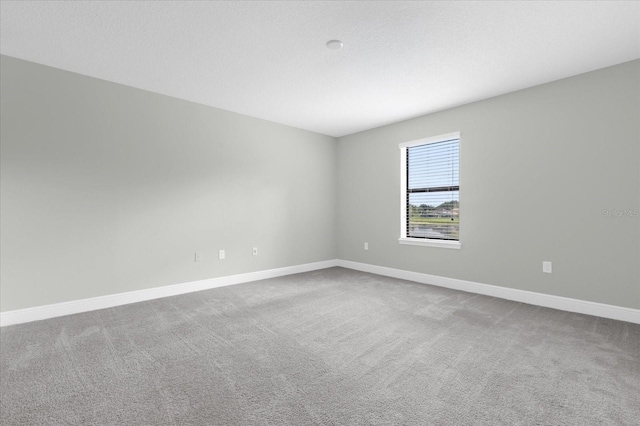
[1,1,639,137]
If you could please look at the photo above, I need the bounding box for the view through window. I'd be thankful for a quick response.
[404,135,459,241]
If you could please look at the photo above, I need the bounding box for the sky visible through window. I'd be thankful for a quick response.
[408,139,459,205]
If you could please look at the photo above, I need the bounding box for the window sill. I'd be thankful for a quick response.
[398,238,461,249]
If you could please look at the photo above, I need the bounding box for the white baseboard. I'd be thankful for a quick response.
[3,258,638,327]
[0,259,339,327]
[336,260,640,324]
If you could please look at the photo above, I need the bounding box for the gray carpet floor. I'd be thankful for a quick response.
[1,267,639,425]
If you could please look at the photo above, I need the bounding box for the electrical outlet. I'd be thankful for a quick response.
[252,247,258,256]
[219,250,225,260]
[194,252,201,262]
[364,242,369,250]
[543,261,552,273]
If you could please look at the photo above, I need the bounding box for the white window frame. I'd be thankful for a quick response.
[399,132,461,249]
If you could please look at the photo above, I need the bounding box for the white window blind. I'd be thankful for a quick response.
[405,137,459,241]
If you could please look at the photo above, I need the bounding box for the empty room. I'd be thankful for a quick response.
[1,1,638,425]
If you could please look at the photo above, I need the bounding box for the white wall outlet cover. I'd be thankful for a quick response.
[252,247,258,256]
[194,252,201,262]
[219,250,225,260]
[364,242,369,250]
[543,261,552,273]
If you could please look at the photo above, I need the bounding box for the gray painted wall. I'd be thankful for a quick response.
[1,55,337,312]
[337,60,640,309]
[2,56,638,313]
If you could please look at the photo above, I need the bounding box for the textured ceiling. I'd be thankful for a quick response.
[1,1,639,137]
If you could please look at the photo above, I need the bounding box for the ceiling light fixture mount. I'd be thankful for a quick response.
[326,40,343,50]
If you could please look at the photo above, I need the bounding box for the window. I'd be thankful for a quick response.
[399,132,460,249]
